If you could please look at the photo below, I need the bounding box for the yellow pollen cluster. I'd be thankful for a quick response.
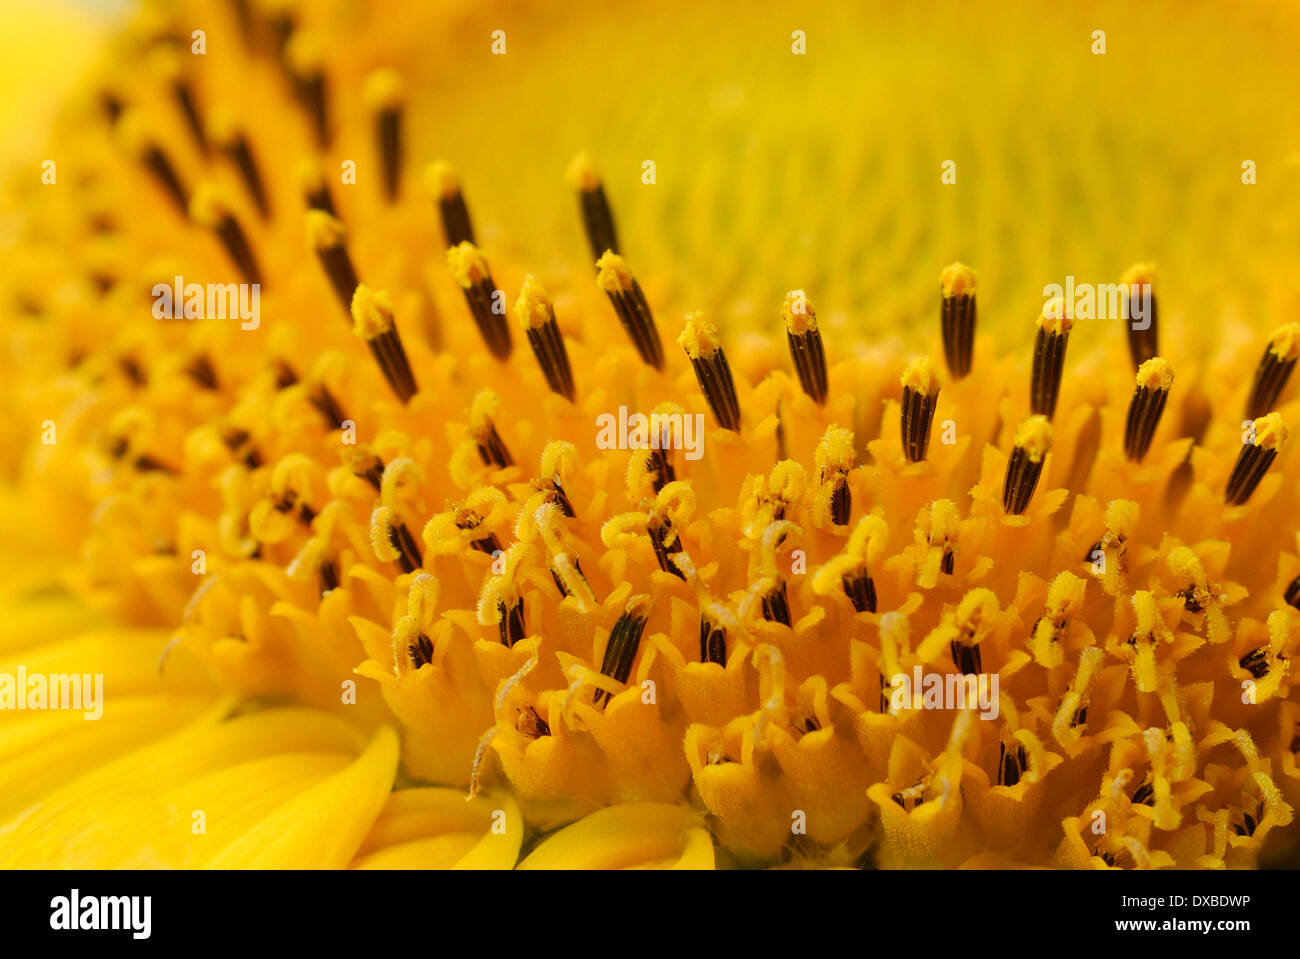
[446,241,491,289]
[1120,263,1157,291]
[1014,415,1054,462]
[677,312,722,359]
[424,161,460,200]
[595,252,635,294]
[361,67,404,110]
[514,275,554,330]
[1136,357,1174,392]
[565,152,601,192]
[350,285,395,339]
[1037,297,1074,335]
[306,209,346,251]
[901,356,943,396]
[939,262,976,298]
[781,290,817,334]
[1252,413,1288,452]
[1269,324,1300,362]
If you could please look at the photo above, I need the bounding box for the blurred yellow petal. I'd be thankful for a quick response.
[351,787,523,869]
[519,803,715,870]
[0,708,387,867]
[207,725,399,868]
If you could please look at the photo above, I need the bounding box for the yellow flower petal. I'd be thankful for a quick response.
[207,725,398,868]
[519,803,714,870]
[351,787,523,869]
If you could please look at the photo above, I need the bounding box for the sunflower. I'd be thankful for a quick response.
[2,0,1300,870]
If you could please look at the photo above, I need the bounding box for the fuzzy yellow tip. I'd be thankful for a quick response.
[187,182,227,227]
[296,156,326,192]
[678,313,721,360]
[369,506,400,562]
[900,356,943,396]
[515,275,554,330]
[424,161,459,199]
[1120,262,1157,290]
[206,105,239,147]
[446,241,490,288]
[469,390,500,430]
[781,290,817,334]
[350,285,395,340]
[1252,412,1288,451]
[1135,357,1174,392]
[940,262,977,298]
[1166,546,1205,585]
[540,439,576,479]
[341,447,380,476]
[1131,590,1161,634]
[306,210,346,250]
[363,68,405,110]
[566,152,601,192]
[285,31,323,75]
[1047,571,1086,616]
[930,498,960,535]
[846,514,887,562]
[595,251,635,293]
[1015,415,1054,462]
[625,594,652,620]
[148,44,183,82]
[1105,499,1139,537]
[956,588,998,630]
[1268,323,1300,361]
[815,426,855,472]
[1037,297,1074,335]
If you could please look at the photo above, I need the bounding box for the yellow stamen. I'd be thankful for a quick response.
[515,275,575,401]
[306,210,360,318]
[1124,357,1173,462]
[188,182,263,286]
[1246,323,1300,419]
[900,357,944,463]
[446,242,512,360]
[568,152,619,260]
[425,160,475,247]
[350,285,395,340]
[783,290,828,403]
[363,68,405,201]
[350,285,418,403]
[679,313,740,431]
[1226,413,1287,505]
[595,252,663,369]
[1031,301,1072,418]
[1003,416,1053,514]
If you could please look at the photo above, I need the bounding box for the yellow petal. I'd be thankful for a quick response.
[207,725,398,868]
[0,708,385,867]
[351,787,523,869]
[519,803,714,869]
